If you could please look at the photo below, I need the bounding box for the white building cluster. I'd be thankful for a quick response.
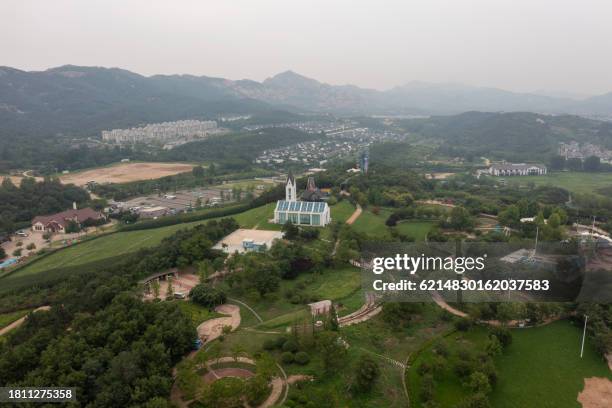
[488,162,547,176]
[558,141,612,163]
[101,120,218,144]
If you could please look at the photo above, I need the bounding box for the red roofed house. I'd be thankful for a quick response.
[31,206,105,233]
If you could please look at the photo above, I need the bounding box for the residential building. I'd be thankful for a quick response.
[32,207,105,233]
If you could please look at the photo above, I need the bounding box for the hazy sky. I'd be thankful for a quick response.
[2,0,611,95]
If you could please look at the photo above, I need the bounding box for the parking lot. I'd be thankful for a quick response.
[121,187,233,213]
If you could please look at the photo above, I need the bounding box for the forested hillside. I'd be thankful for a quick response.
[399,112,610,161]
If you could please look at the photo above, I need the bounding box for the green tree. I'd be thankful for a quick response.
[584,156,601,172]
[282,221,299,240]
[192,165,205,178]
[189,284,226,309]
[317,331,347,374]
[353,355,380,393]
[166,278,174,300]
[466,371,491,394]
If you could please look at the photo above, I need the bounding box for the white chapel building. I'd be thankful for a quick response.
[273,173,331,227]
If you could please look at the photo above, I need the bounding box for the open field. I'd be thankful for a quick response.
[351,207,436,240]
[59,162,195,186]
[409,321,612,408]
[506,171,612,197]
[490,321,611,408]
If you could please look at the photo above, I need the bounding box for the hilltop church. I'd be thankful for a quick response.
[273,173,331,227]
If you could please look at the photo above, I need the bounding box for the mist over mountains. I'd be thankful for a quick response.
[0,64,611,139]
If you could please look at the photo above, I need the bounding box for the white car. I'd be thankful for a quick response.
[16,231,29,238]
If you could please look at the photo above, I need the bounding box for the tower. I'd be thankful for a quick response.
[285,171,297,202]
[359,149,369,174]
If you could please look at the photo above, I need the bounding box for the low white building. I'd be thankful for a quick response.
[489,163,547,176]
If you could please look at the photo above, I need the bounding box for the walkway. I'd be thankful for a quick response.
[0,306,50,336]
[197,304,241,343]
[345,203,363,225]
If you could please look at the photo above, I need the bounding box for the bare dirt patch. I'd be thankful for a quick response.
[578,377,612,408]
[59,162,194,186]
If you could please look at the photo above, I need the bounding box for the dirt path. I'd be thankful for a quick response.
[578,377,612,408]
[345,203,363,225]
[0,306,51,336]
[431,291,468,318]
[197,304,241,343]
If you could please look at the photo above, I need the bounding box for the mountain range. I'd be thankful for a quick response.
[1,65,611,139]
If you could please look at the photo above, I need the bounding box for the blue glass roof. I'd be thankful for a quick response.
[275,200,327,213]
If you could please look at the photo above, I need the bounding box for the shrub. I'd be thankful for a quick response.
[454,318,473,332]
[282,339,299,353]
[353,355,380,393]
[263,339,276,351]
[489,326,512,348]
[274,336,288,348]
[280,352,294,364]
[26,243,36,250]
[294,352,310,365]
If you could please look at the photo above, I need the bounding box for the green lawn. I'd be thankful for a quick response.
[330,200,356,224]
[351,208,435,241]
[0,309,31,329]
[490,321,611,408]
[396,220,436,241]
[409,320,612,408]
[351,208,394,237]
[507,171,612,197]
[227,266,362,328]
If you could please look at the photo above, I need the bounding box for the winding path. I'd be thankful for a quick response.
[0,306,50,336]
[197,304,241,343]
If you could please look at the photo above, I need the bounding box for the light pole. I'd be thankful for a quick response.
[580,315,588,358]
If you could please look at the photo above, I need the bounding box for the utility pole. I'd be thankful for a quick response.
[580,315,588,358]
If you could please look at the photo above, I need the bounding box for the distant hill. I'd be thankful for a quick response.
[0,65,271,140]
[398,111,611,161]
[1,65,612,142]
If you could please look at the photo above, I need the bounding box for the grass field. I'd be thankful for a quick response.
[330,200,357,224]
[0,309,31,329]
[490,321,611,408]
[4,204,279,280]
[226,266,362,330]
[409,320,611,408]
[351,208,436,240]
[508,171,612,197]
